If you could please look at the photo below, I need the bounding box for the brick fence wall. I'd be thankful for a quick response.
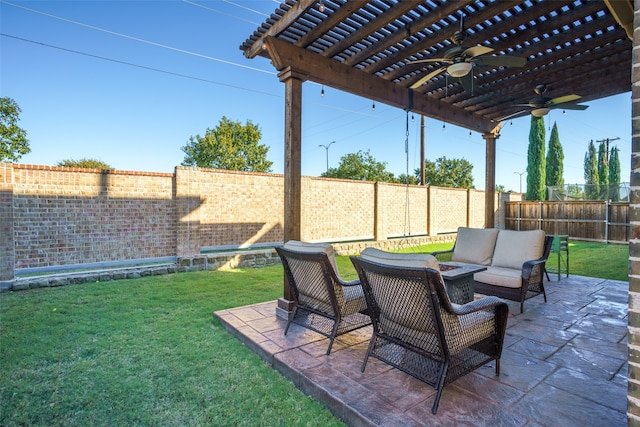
[0,163,506,283]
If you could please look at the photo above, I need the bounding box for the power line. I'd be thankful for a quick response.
[2,0,276,76]
[1,34,281,98]
[181,0,263,26]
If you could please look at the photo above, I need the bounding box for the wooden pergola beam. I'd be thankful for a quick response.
[264,35,494,133]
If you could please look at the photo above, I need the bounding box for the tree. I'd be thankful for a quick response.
[495,184,506,192]
[414,156,475,189]
[597,141,609,190]
[545,122,564,196]
[584,140,599,200]
[181,116,272,172]
[57,158,113,170]
[0,97,30,162]
[609,146,621,201]
[395,173,418,185]
[526,116,546,200]
[323,150,395,182]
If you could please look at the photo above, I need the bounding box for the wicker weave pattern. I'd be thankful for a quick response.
[276,246,370,355]
[351,256,508,414]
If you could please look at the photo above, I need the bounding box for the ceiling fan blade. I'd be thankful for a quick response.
[407,58,449,65]
[410,66,447,89]
[462,45,493,58]
[548,94,582,106]
[551,103,589,111]
[459,72,474,94]
[473,54,526,67]
[495,110,529,122]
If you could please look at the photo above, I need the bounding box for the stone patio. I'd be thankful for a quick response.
[214,275,628,426]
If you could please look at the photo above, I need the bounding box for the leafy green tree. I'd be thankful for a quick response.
[495,184,506,192]
[323,149,394,182]
[181,116,272,172]
[396,173,418,185]
[0,97,30,162]
[597,141,609,189]
[545,122,564,197]
[526,116,545,200]
[584,140,599,199]
[609,146,621,201]
[414,156,475,189]
[57,158,113,170]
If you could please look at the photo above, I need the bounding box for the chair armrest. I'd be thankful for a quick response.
[340,279,361,287]
[521,258,547,280]
[430,248,453,260]
[448,296,507,316]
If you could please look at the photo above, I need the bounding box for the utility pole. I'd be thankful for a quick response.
[514,170,526,193]
[596,137,621,160]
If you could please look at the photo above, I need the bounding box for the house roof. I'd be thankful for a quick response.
[240,0,631,135]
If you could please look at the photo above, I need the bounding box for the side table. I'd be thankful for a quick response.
[439,262,487,304]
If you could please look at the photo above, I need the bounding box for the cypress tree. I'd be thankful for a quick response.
[609,146,621,201]
[584,140,599,200]
[526,116,546,200]
[598,141,609,199]
[545,122,564,199]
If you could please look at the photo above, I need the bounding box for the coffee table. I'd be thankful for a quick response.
[439,262,487,304]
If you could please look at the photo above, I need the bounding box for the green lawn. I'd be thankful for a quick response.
[0,240,628,426]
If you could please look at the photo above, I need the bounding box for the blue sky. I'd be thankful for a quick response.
[1,0,630,191]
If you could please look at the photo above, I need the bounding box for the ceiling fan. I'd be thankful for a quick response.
[497,84,589,121]
[409,17,526,93]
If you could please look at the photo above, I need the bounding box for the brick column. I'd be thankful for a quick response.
[0,163,15,289]
[628,3,640,422]
[175,166,202,258]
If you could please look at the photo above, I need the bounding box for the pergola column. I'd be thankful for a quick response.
[483,132,498,228]
[277,66,304,319]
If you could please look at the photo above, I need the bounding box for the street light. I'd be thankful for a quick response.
[514,170,526,193]
[319,141,336,173]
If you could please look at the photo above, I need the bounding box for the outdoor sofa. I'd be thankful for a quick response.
[432,227,553,313]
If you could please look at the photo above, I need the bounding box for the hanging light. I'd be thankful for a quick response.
[318,0,325,12]
[372,101,376,111]
[321,85,325,97]
[531,107,550,118]
[447,62,472,78]
[442,122,446,130]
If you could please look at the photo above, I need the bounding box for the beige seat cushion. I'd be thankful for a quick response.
[451,227,500,265]
[491,229,545,270]
[474,266,523,289]
[360,247,440,271]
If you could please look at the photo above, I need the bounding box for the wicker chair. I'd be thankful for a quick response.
[351,255,509,414]
[276,241,370,355]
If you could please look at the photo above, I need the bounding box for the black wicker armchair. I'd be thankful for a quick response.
[351,255,509,414]
[276,241,370,355]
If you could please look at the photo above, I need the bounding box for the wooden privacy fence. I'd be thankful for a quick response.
[505,201,630,243]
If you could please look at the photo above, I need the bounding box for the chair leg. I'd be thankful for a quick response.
[431,361,449,415]
[284,306,297,335]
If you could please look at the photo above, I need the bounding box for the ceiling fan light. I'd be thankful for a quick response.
[447,62,472,77]
[531,107,550,117]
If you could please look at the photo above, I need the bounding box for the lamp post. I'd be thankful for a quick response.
[514,170,526,193]
[319,141,336,173]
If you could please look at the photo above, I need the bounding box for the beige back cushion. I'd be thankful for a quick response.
[283,240,339,275]
[360,247,440,271]
[491,229,546,270]
[451,227,500,265]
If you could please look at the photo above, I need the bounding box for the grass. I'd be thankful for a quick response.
[0,268,345,427]
[0,240,628,426]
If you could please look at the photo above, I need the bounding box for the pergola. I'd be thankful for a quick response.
[239,0,633,311]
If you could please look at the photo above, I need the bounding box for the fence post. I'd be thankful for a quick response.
[605,200,610,243]
[539,201,543,230]
[517,201,521,231]
[0,163,15,289]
